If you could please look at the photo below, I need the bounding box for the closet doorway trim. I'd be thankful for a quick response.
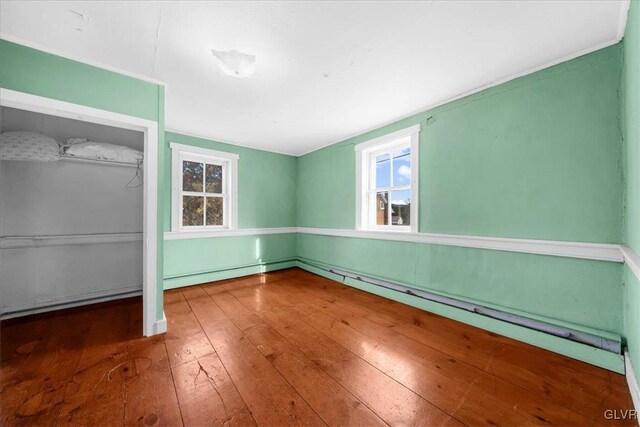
[0,88,161,337]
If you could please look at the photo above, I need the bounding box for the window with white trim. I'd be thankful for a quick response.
[170,142,238,231]
[355,125,420,232]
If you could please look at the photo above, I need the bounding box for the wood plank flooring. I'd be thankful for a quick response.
[1,268,635,426]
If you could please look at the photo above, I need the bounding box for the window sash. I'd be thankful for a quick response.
[367,143,412,229]
[178,154,229,230]
[170,142,239,233]
[355,125,419,232]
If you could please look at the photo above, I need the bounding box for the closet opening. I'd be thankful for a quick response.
[0,89,160,336]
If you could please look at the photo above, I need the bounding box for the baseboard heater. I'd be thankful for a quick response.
[315,265,621,354]
[0,288,142,320]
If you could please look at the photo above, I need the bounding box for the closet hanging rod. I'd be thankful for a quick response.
[59,155,141,168]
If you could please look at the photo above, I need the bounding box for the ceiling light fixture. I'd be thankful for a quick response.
[211,49,257,78]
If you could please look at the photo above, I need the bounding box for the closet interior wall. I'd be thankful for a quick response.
[0,106,144,317]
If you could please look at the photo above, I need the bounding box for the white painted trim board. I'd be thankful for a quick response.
[164,227,297,240]
[153,311,168,334]
[353,124,421,152]
[297,227,623,262]
[165,226,624,262]
[625,350,640,425]
[622,246,640,282]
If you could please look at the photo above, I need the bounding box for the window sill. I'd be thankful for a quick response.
[358,227,415,234]
[165,228,235,240]
[164,227,297,240]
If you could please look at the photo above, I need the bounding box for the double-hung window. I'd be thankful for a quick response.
[170,142,238,232]
[355,125,419,232]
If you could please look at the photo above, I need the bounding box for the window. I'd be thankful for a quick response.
[170,142,238,231]
[355,125,419,232]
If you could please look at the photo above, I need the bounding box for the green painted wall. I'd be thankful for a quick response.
[0,39,166,322]
[164,234,297,289]
[162,132,297,287]
[623,0,640,382]
[298,45,623,243]
[297,260,624,373]
[0,40,160,122]
[624,1,640,255]
[164,132,297,231]
[297,45,624,344]
[625,265,640,376]
[297,234,622,335]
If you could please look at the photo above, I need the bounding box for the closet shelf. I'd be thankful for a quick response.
[0,232,143,249]
[59,155,142,168]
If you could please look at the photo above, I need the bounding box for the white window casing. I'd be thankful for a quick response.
[170,142,239,232]
[355,124,420,233]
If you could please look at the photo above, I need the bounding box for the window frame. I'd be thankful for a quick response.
[355,125,420,233]
[170,142,239,232]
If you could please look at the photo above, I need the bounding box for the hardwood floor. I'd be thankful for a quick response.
[1,268,635,426]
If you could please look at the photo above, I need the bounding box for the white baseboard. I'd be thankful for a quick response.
[151,311,167,335]
[625,350,640,422]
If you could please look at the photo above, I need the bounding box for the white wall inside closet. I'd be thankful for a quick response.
[0,106,144,317]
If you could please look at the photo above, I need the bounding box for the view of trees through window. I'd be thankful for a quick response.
[182,160,224,226]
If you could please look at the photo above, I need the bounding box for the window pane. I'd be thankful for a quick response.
[206,164,223,193]
[392,147,411,186]
[183,161,203,192]
[206,197,223,226]
[375,153,390,189]
[390,189,411,226]
[376,191,389,225]
[183,196,204,226]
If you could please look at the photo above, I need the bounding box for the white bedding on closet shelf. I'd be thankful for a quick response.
[65,141,143,164]
[0,131,60,161]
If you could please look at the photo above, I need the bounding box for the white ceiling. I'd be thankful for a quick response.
[0,1,629,156]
